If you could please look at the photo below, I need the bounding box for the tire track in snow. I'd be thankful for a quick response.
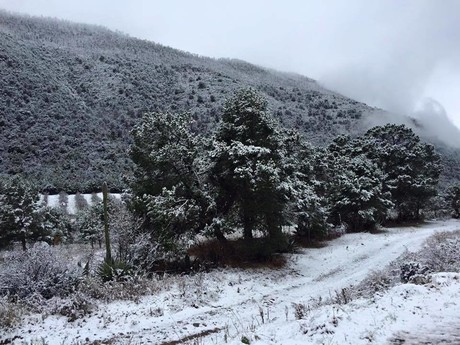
[109,221,460,344]
[7,221,460,344]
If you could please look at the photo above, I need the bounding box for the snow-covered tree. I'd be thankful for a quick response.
[328,155,393,231]
[326,136,393,231]
[209,89,289,247]
[76,203,103,248]
[446,184,460,218]
[128,112,213,252]
[0,175,42,250]
[362,124,441,221]
[283,135,331,241]
[38,206,72,244]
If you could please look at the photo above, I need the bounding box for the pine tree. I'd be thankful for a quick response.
[446,184,460,218]
[128,112,213,252]
[209,89,289,248]
[362,124,441,221]
[326,135,393,231]
[283,135,330,241]
[76,203,103,248]
[0,175,41,250]
[38,207,72,244]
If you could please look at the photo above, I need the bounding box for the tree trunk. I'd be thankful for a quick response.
[102,182,113,264]
[21,233,27,251]
[214,228,227,243]
[242,212,253,240]
[243,224,253,240]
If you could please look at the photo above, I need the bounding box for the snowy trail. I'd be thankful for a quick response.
[5,219,460,344]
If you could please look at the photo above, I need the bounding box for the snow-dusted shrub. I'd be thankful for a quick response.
[97,260,133,282]
[395,231,460,284]
[400,262,430,283]
[121,232,162,268]
[419,231,460,272]
[56,292,95,322]
[0,243,82,300]
[292,302,310,320]
[356,269,395,295]
[78,275,160,303]
[0,295,21,328]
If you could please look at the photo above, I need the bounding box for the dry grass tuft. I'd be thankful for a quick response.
[188,238,287,269]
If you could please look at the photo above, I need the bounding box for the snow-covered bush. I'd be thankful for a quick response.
[400,262,430,283]
[396,232,460,284]
[56,292,95,322]
[356,269,394,295]
[0,295,21,328]
[419,231,460,272]
[0,243,82,300]
[78,274,161,303]
[120,232,166,269]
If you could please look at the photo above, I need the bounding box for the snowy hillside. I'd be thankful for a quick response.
[1,10,460,191]
[2,220,459,344]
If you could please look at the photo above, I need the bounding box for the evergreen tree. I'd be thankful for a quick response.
[76,203,103,248]
[209,89,289,247]
[38,207,72,244]
[363,124,441,221]
[446,184,460,218]
[326,136,393,231]
[0,175,42,250]
[284,136,330,241]
[128,112,213,252]
[328,154,393,231]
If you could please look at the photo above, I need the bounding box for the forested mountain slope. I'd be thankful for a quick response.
[0,11,458,192]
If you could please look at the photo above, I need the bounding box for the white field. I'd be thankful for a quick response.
[3,219,460,344]
[38,193,122,214]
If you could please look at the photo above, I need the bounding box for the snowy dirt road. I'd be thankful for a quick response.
[5,220,460,344]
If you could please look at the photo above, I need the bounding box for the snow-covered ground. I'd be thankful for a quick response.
[3,220,460,344]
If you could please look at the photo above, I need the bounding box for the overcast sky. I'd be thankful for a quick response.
[1,0,460,128]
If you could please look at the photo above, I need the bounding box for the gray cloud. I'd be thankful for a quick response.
[1,0,459,129]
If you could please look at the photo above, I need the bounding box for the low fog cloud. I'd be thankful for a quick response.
[318,1,460,118]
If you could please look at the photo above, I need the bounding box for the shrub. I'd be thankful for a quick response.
[0,243,82,300]
[0,296,21,328]
[57,292,95,322]
[400,262,429,283]
[97,260,133,282]
[420,231,460,272]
